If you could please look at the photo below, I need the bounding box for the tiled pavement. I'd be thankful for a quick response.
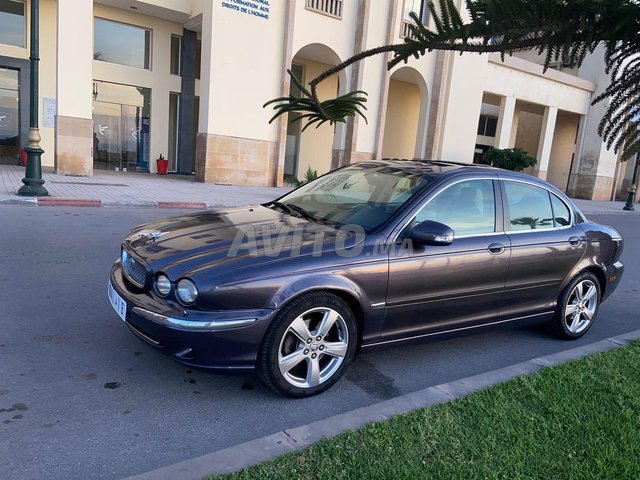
[0,165,290,208]
[0,164,637,213]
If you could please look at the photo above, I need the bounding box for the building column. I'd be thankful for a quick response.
[273,0,296,186]
[177,29,197,174]
[55,0,93,176]
[342,0,371,165]
[495,96,516,149]
[535,106,558,181]
[373,0,401,158]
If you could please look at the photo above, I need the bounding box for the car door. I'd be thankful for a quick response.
[499,179,586,319]
[382,177,511,343]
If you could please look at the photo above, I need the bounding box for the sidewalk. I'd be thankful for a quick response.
[0,164,637,214]
[0,165,290,208]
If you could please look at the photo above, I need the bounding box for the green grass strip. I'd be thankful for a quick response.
[212,341,640,480]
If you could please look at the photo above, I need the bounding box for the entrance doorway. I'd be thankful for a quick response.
[0,67,19,165]
[92,81,151,172]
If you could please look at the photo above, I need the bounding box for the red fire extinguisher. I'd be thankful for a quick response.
[20,149,27,167]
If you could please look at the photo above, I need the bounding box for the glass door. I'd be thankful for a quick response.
[92,80,151,172]
[0,67,19,165]
[93,101,122,171]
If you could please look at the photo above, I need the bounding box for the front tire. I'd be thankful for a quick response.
[257,292,357,398]
[550,272,601,340]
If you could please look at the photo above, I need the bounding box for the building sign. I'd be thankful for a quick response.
[221,0,270,20]
[43,97,56,128]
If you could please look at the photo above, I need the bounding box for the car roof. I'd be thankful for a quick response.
[357,158,499,178]
[361,159,549,186]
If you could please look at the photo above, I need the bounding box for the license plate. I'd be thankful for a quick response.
[108,280,127,321]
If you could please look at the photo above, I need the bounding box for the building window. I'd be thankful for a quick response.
[0,0,25,48]
[305,0,343,19]
[477,115,498,137]
[168,92,179,172]
[401,0,428,38]
[170,35,181,75]
[94,18,152,70]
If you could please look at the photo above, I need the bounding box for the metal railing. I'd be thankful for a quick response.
[305,0,343,19]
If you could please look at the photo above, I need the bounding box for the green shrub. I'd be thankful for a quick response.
[303,167,318,183]
[483,147,537,171]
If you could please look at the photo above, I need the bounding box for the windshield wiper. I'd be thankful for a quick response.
[270,201,295,216]
[271,201,332,226]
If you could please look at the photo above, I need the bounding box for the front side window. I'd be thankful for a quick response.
[414,179,496,236]
[0,0,25,48]
[94,18,151,70]
[504,182,554,231]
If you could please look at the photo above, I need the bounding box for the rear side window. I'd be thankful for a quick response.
[550,194,571,226]
[414,179,496,236]
[504,182,554,231]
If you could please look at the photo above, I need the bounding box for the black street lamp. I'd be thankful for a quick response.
[18,0,48,197]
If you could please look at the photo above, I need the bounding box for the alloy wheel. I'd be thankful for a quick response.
[277,307,349,389]
[564,279,598,334]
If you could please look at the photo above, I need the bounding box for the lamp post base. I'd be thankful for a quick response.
[17,128,48,197]
[623,185,636,211]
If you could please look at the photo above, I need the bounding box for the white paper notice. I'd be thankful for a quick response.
[43,97,56,128]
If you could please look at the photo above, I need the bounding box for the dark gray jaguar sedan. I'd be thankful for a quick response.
[109,160,624,397]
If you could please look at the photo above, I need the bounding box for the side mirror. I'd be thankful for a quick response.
[410,220,454,246]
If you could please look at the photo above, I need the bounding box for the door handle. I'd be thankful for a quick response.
[488,243,506,255]
[568,236,583,246]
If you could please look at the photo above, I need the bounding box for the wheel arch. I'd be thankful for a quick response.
[270,287,366,350]
[581,266,607,298]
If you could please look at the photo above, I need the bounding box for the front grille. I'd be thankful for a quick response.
[122,249,147,288]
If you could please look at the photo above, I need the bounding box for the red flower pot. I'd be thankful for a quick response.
[156,158,168,175]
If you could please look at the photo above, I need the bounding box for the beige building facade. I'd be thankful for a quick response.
[0,0,634,200]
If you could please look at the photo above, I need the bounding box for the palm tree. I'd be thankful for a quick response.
[265,0,640,161]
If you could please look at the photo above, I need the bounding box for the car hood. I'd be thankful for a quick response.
[123,205,358,279]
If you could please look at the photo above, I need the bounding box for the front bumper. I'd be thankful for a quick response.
[603,261,624,301]
[110,261,277,372]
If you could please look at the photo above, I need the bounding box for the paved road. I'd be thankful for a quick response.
[0,206,638,480]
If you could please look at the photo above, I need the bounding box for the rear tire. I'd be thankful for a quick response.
[257,292,357,398]
[549,271,601,340]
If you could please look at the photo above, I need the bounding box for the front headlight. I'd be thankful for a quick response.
[155,274,171,297]
[176,279,198,304]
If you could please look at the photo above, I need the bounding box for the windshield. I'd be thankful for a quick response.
[272,162,432,233]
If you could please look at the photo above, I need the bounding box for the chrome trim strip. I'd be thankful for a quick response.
[362,311,554,348]
[370,302,386,309]
[131,307,257,331]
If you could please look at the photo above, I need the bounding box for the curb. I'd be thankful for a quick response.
[0,197,252,209]
[124,329,640,480]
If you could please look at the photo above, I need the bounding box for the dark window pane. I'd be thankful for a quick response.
[477,115,486,135]
[416,180,496,236]
[485,117,498,137]
[170,35,181,75]
[505,182,554,231]
[0,0,25,48]
[168,93,179,172]
[94,18,151,70]
[195,40,201,80]
[550,193,571,226]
